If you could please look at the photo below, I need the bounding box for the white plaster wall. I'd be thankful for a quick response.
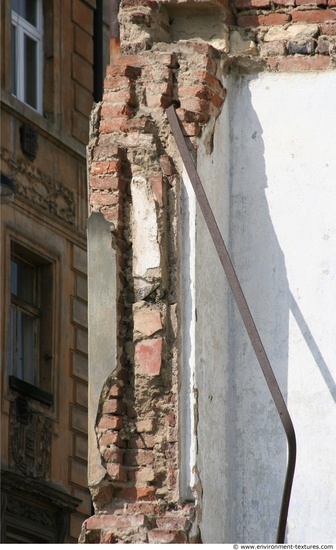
[195,70,336,543]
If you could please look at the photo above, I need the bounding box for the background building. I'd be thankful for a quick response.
[81,0,336,544]
[0,0,109,542]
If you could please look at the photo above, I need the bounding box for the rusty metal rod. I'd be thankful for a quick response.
[166,104,296,544]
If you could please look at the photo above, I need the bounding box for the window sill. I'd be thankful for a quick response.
[9,376,53,407]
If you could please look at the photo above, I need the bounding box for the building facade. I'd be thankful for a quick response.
[80,0,336,544]
[0,0,108,543]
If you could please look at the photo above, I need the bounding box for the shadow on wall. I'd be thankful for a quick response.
[227,74,290,543]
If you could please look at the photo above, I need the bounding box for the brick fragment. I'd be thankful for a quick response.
[99,432,125,448]
[114,486,157,501]
[97,415,123,430]
[100,531,116,543]
[149,174,164,207]
[102,448,124,463]
[91,160,121,175]
[108,384,123,398]
[321,20,336,33]
[127,466,155,483]
[124,450,154,466]
[90,192,118,207]
[134,308,162,337]
[288,38,316,53]
[292,9,336,23]
[135,338,162,376]
[102,399,126,415]
[156,516,191,530]
[237,13,291,26]
[90,176,123,192]
[106,463,127,481]
[260,41,287,56]
[128,434,155,449]
[135,418,154,433]
[159,155,176,176]
[317,36,331,52]
[296,0,327,5]
[100,103,135,121]
[86,514,146,530]
[268,54,331,70]
[235,0,271,8]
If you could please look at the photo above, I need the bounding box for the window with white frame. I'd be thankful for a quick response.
[11,0,43,113]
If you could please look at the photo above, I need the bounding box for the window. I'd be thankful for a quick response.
[9,243,53,401]
[11,0,43,112]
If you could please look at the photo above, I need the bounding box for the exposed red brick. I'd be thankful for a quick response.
[149,174,164,207]
[268,54,331,70]
[159,154,176,176]
[102,399,126,415]
[127,466,155,483]
[175,108,209,124]
[99,205,121,224]
[135,338,162,376]
[134,308,162,337]
[296,0,327,4]
[292,8,336,22]
[97,415,124,430]
[99,103,135,121]
[156,517,191,530]
[90,176,125,193]
[99,432,126,448]
[102,448,124,463]
[91,160,121,175]
[128,434,155,449]
[90,192,118,207]
[108,384,124,398]
[167,411,176,427]
[92,144,124,161]
[135,418,154,433]
[273,0,295,5]
[235,0,271,8]
[237,12,291,26]
[181,122,201,137]
[321,20,336,32]
[124,450,154,466]
[86,514,146,530]
[100,531,116,543]
[114,486,157,501]
[106,463,128,481]
[196,70,226,97]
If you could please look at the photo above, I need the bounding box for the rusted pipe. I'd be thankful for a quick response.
[109,0,121,61]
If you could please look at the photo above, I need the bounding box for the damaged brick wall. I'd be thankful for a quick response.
[80,0,335,543]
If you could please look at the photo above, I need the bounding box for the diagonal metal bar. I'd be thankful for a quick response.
[166,104,296,544]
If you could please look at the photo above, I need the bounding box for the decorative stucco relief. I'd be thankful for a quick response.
[1,146,75,225]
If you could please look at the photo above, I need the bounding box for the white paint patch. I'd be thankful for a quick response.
[131,176,161,300]
[194,70,336,543]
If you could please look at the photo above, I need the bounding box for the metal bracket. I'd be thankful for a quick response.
[166,104,296,543]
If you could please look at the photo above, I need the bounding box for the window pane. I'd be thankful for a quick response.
[11,25,17,96]
[19,310,36,385]
[12,0,37,26]
[24,34,37,109]
[12,0,19,15]
[11,257,36,304]
[9,305,15,376]
[25,0,37,26]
